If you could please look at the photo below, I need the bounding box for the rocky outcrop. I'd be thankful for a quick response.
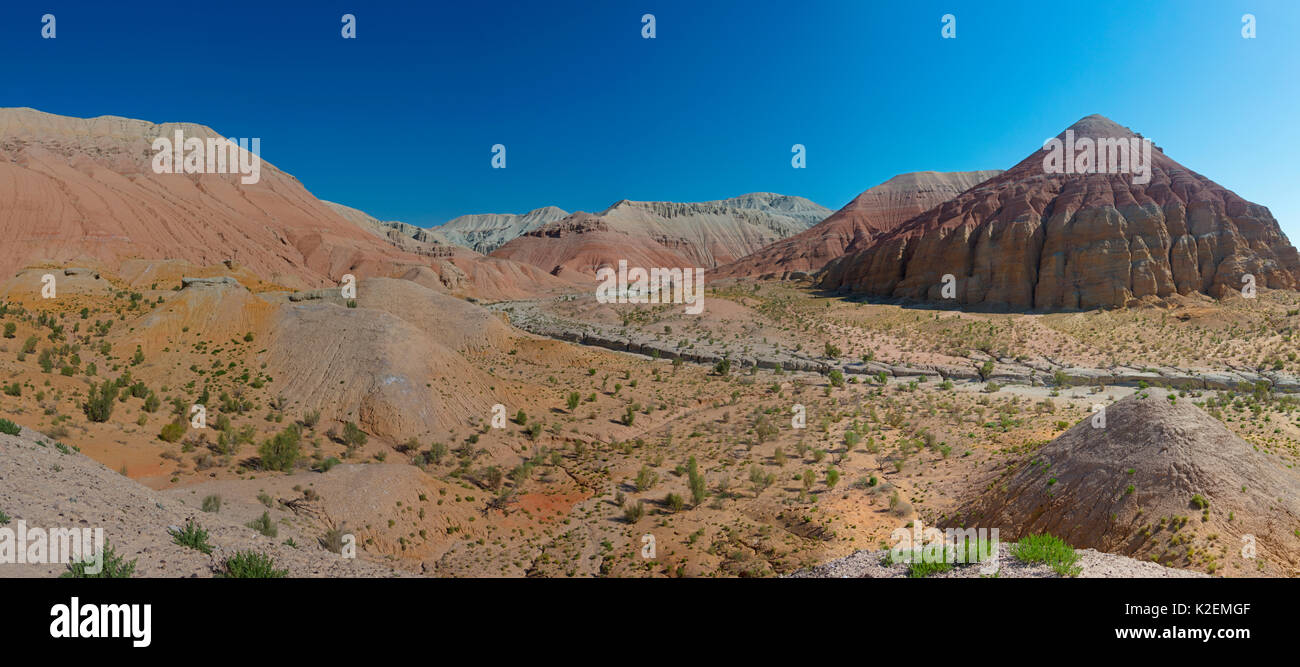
[716,171,1001,279]
[818,115,1300,310]
[181,276,242,289]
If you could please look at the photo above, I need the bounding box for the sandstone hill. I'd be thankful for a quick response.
[819,115,1300,310]
[0,107,423,289]
[106,275,513,444]
[0,107,567,301]
[491,193,830,276]
[952,394,1300,575]
[716,170,1001,279]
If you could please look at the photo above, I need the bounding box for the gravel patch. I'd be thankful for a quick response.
[787,543,1206,578]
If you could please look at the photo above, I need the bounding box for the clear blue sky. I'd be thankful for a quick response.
[3,1,1298,237]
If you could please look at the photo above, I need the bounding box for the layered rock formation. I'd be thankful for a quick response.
[0,107,568,300]
[0,107,420,289]
[819,115,1300,310]
[491,193,830,276]
[716,170,1001,279]
[436,206,571,254]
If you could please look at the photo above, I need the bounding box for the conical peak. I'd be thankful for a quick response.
[1060,114,1141,140]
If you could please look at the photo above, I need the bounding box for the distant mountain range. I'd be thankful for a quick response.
[437,206,571,254]
[489,193,832,278]
[4,107,1295,312]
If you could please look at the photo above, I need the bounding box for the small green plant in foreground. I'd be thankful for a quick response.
[1011,533,1081,577]
[905,547,954,578]
[61,545,137,578]
[171,519,213,554]
[219,550,287,578]
[0,418,21,436]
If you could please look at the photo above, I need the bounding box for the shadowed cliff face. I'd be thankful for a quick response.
[818,115,1300,311]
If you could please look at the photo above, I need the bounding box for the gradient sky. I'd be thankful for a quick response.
[3,0,1298,237]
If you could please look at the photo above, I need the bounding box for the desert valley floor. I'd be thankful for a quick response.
[4,271,1300,578]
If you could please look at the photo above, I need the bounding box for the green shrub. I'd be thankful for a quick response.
[0,419,20,436]
[247,511,278,538]
[61,544,137,578]
[158,421,186,443]
[258,424,301,472]
[171,519,213,554]
[83,381,118,423]
[1011,533,1081,577]
[319,527,347,553]
[341,422,367,448]
[201,495,222,513]
[219,550,287,578]
[904,547,955,578]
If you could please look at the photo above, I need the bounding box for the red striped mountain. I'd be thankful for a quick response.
[0,107,564,299]
[715,170,1001,279]
[818,115,1300,310]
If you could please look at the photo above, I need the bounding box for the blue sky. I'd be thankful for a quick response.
[3,0,1298,237]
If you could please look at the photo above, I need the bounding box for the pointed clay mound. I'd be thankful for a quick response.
[715,171,1001,279]
[490,194,830,276]
[953,394,1300,574]
[819,115,1300,310]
